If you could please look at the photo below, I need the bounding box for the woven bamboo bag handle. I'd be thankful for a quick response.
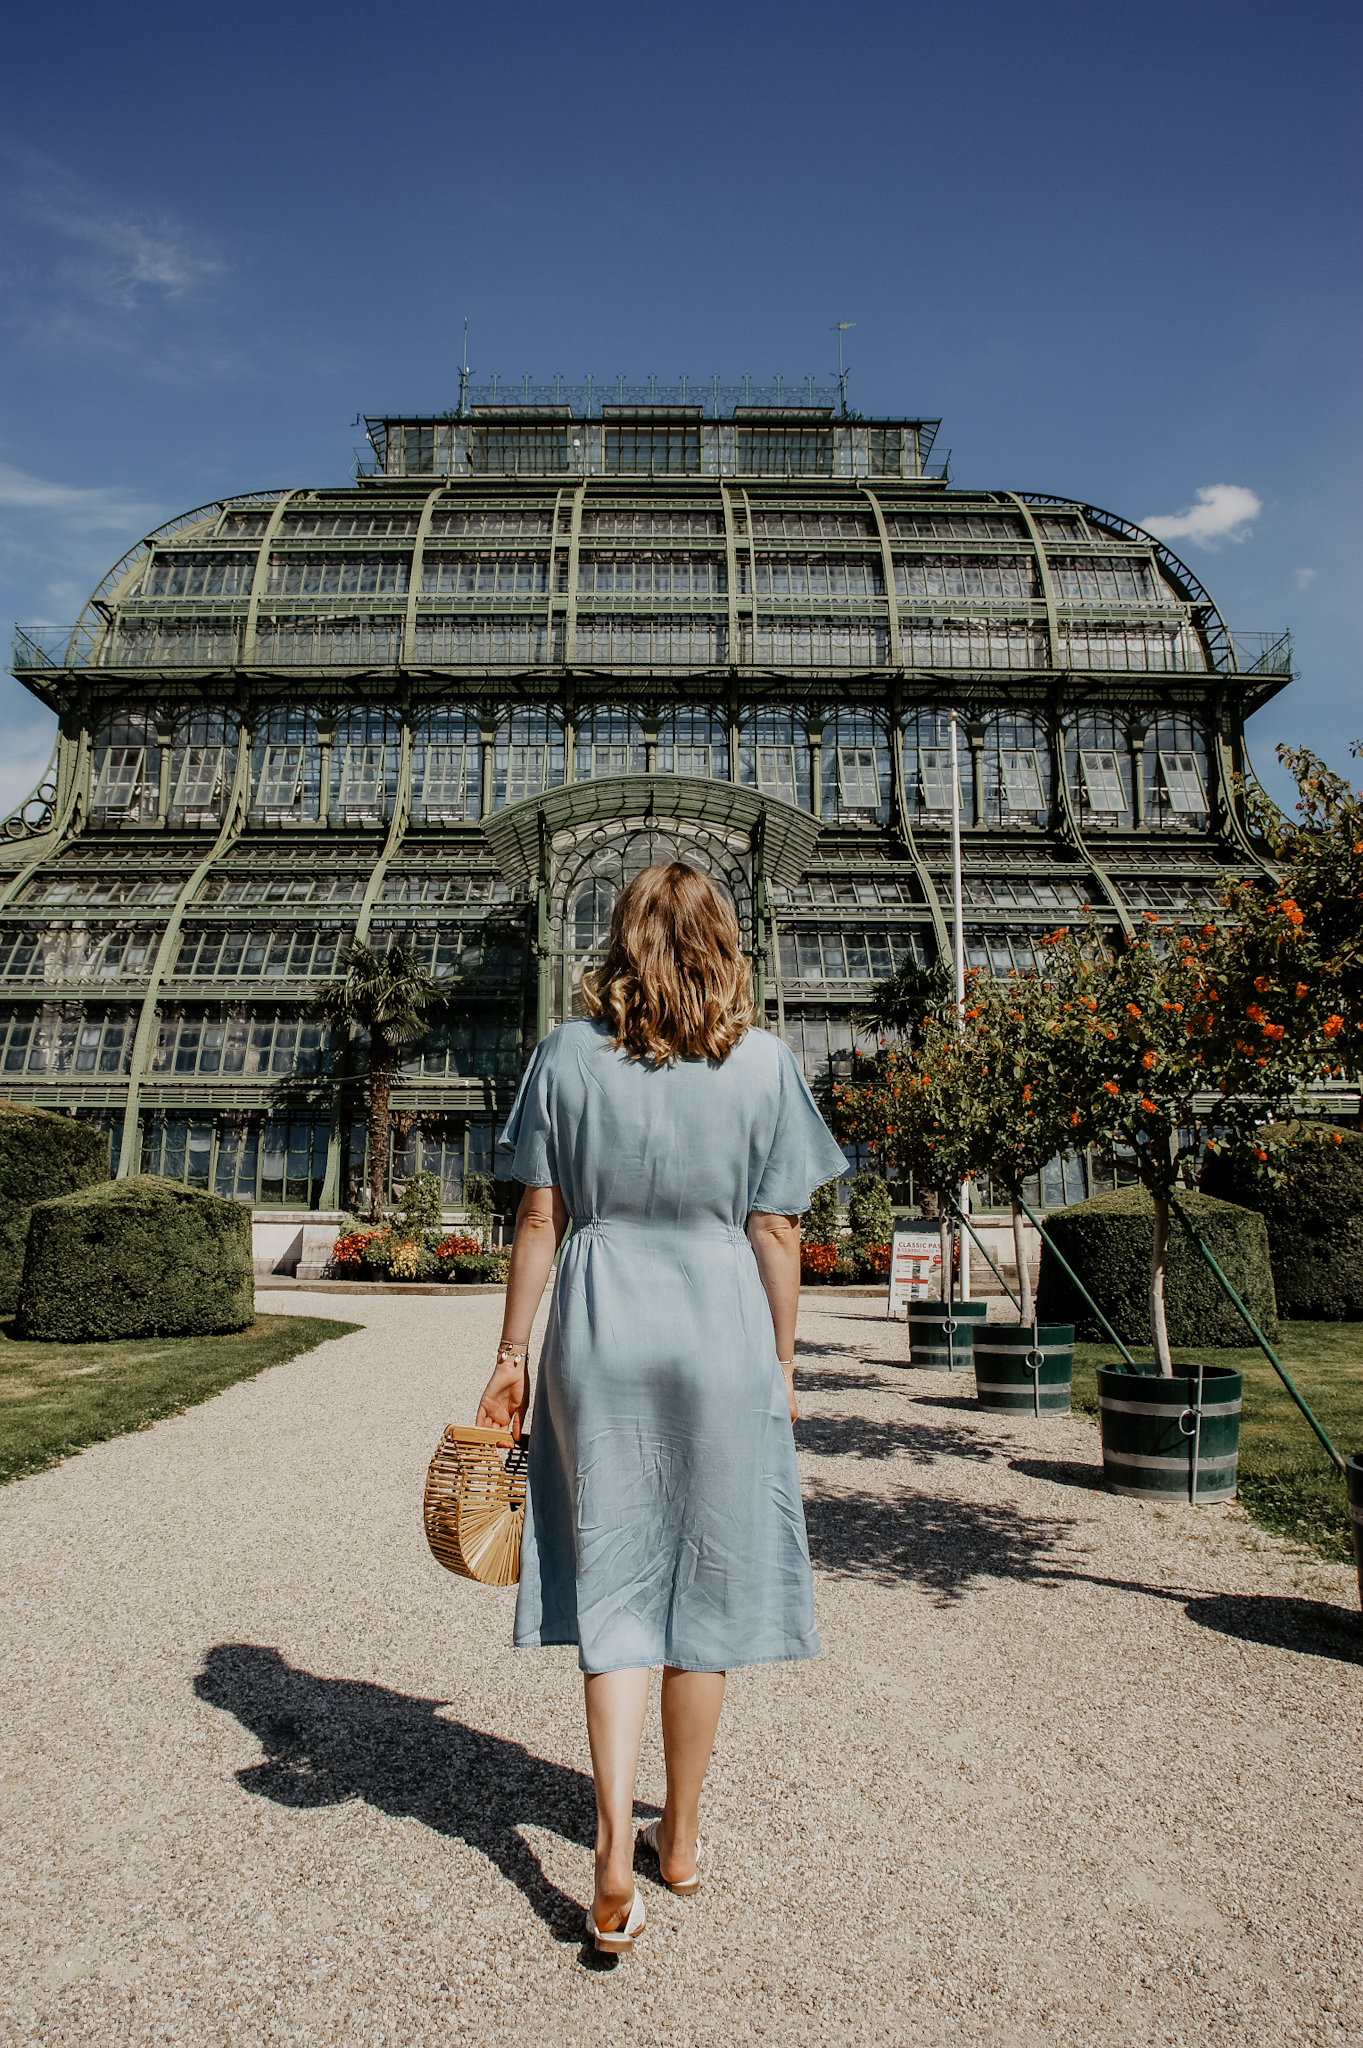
[423,1425,529,1588]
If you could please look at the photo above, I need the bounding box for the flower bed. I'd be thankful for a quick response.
[328,1226,507,1284]
[800,1239,890,1285]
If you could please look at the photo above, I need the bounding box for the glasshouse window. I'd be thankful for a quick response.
[491,711,565,810]
[657,707,730,779]
[738,709,812,809]
[572,708,647,781]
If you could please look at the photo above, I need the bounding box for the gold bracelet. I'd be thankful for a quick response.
[496,1342,527,1362]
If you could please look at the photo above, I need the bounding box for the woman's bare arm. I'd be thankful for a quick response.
[474,1184,568,1437]
[746,1209,802,1422]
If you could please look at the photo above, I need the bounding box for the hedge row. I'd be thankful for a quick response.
[1200,1120,1363,1320]
[19,1177,254,1342]
[0,1103,108,1313]
[1035,1184,1277,1347]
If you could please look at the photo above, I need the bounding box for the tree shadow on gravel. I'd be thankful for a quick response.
[194,1644,638,1950]
[804,1486,1078,1601]
[796,1411,1004,1466]
[797,1368,900,1394]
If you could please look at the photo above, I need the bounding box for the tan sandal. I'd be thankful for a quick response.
[585,1887,645,1954]
[638,1817,701,1896]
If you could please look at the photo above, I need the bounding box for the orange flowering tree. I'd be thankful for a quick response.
[962,967,1088,1322]
[830,1019,985,1292]
[1038,917,1326,1372]
[1235,740,1363,1097]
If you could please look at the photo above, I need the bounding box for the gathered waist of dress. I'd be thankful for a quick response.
[568,1216,751,1246]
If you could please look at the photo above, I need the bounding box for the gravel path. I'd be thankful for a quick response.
[1,1291,1359,2048]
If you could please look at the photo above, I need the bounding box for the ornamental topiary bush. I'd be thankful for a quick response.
[1200,1121,1363,1320]
[18,1176,253,1342]
[803,1180,841,1244]
[0,1102,108,1314]
[847,1171,894,1247]
[1035,1185,1277,1348]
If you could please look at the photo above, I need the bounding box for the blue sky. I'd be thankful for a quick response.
[2,0,1358,819]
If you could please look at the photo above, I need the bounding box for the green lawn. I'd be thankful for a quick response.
[1071,1325,1363,1564]
[0,1314,360,1485]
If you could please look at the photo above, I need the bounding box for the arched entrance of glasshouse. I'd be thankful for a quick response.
[480,775,821,1039]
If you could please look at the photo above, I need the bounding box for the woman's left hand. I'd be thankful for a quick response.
[476,1356,529,1439]
[781,1361,798,1425]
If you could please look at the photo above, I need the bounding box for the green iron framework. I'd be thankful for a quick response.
[3,382,1325,1216]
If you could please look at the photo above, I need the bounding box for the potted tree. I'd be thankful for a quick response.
[832,1020,986,1368]
[1039,914,1321,1499]
[961,971,1081,1415]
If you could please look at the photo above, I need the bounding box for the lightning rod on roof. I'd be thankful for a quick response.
[833,322,855,418]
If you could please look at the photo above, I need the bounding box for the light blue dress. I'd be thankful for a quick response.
[501,1019,848,1674]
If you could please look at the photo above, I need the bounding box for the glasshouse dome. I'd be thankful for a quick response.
[2,378,1294,1216]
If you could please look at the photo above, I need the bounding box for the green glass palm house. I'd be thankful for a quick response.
[3,377,1291,1219]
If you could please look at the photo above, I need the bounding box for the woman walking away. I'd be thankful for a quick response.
[475,862,847,1955]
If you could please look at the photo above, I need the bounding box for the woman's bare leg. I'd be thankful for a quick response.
[583,1668,650,1930]
[655,1667,726,1885]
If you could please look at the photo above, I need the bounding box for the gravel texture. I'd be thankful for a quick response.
[1,1289,1359,2048]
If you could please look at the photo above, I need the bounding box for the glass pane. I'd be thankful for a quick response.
[1080,750,1127,811]
[1159,751,1205,812]
[1000,748,1045,808]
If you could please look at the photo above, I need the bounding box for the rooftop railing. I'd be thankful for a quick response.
[12,620,1292,678]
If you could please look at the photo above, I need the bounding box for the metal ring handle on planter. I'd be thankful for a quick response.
[942,1317,959,1336]
[1023,1349,1045,1377]
[1177,1407,1201,1437]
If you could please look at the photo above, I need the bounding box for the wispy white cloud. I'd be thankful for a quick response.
[1142,484,1262,548]
[1,143,222,314]
[1295,567,1317,591]
[0,459,160,532]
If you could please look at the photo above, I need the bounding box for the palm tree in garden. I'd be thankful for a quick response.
[854,957,952,1048]
[312,938,438,1222]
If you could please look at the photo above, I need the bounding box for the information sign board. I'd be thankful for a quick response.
[888,1228,941,1314]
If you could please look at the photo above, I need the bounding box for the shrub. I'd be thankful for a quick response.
[399,1170,444,1232]
[848,1171,894,1247]
[1035,1184,1277,1349]
[804,1181,841,1244]
[0,1103,108,1314]
[18,1175,253,1342]
[1200,1120,1363,1320]
[862,1241,893,1278]
[441,1251,510,1284]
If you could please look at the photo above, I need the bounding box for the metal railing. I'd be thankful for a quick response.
[1228,630,1293,677]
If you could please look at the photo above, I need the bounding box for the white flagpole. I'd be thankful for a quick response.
[948,710,970,1299]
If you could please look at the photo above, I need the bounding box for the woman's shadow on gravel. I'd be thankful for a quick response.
[195,1644,615,1943]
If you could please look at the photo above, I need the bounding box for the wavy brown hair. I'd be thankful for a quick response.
[582,862,754,1065]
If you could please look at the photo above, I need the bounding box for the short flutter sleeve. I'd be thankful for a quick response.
[500,1031,560,1187]
[750,1041,850,1216]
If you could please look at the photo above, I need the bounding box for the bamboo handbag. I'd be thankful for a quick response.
[423,1426,529,1588]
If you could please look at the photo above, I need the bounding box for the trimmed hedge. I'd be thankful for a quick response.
[0,1103,108,1314]
[1035,1184,1277,1348]
[18,1175,254,1342]
[1200,1120,1363,1321]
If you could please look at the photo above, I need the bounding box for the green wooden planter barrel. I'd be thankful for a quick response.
[1096,1363,1243,1503]
[907,1300,988,1372]
[972,1324,1074,1416]
[1347,1455,1363,1613]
